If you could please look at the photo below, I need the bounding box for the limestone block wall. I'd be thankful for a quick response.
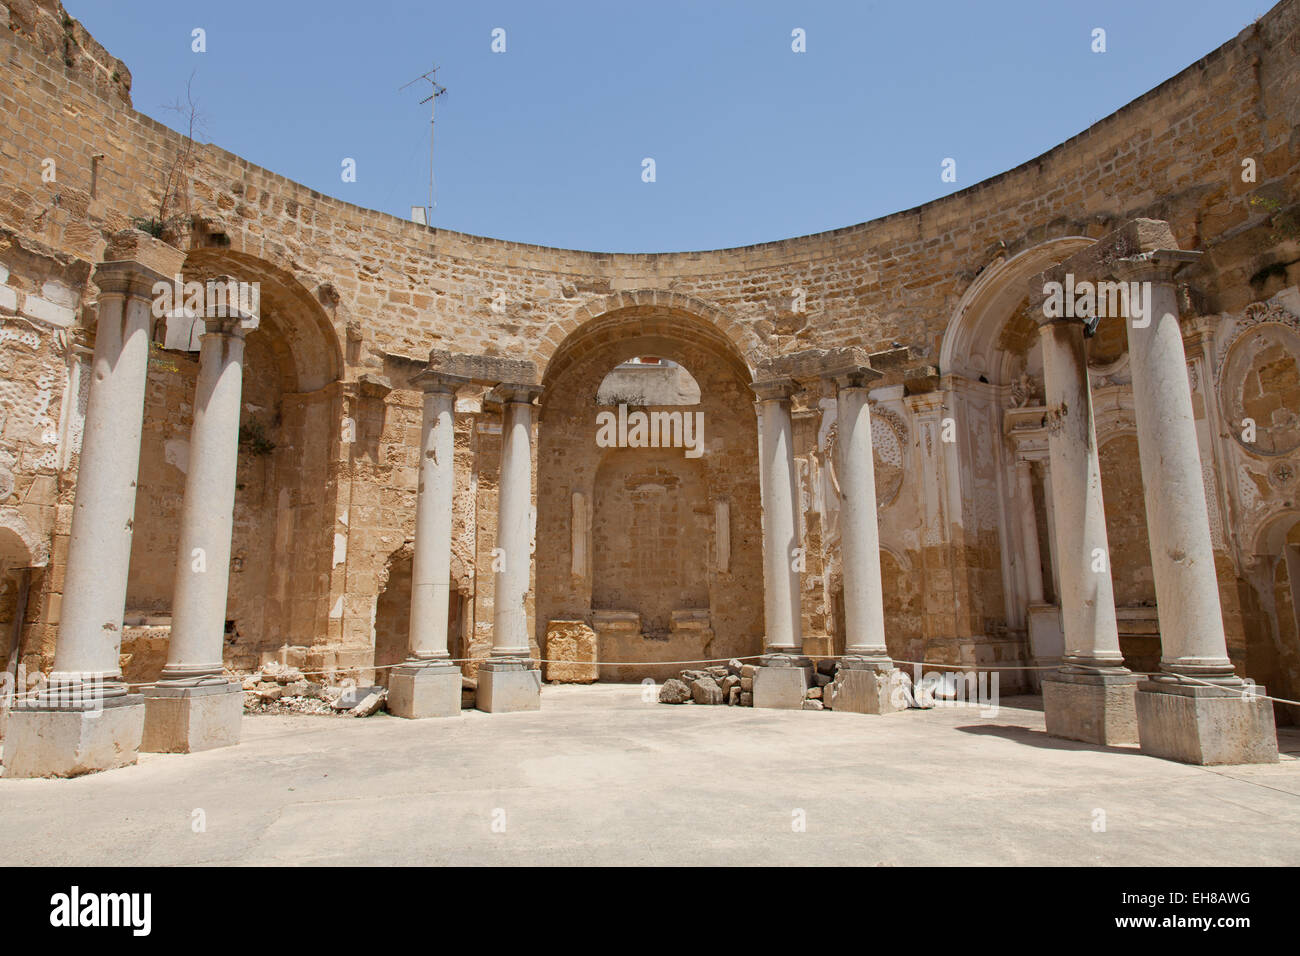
[0,0,1296,702]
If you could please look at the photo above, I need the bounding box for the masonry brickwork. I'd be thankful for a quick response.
[1,0,1299,729]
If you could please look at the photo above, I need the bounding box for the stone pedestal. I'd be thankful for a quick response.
[476,659,541,713]
[3,696,145,778]
[388,661,462,719]
[752,655,810,710]
[140,681,243,753]
[1041,670,1138,746]
[544,620,598,683]
[827,659,907,715]
[1135,680,1279,765]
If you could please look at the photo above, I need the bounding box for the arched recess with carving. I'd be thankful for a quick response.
[536,304,762,681]
[938,238,1097,660]
[124,249,346,675]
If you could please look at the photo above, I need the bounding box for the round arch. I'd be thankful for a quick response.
[539,291,758,386]
[0,509,49,570]
[940,237,1094,384]
[181,249,344,393]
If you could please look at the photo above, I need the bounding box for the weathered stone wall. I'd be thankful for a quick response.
[0,0,1297,711]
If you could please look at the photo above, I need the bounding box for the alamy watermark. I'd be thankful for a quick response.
[595,404,704,458]
[1041,274,1154,328]
[151,274,260,327]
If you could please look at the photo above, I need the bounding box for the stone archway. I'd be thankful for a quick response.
[536,305,763,682]
[124,251,345,676]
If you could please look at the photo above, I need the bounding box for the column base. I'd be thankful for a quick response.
[388,661,462,719]
[3,695,145,778]
[476,659,541,713]
[1135,679,1278,765]
[826,665,908,715]
[753,655,811,710]
[1042,670,1138,746]
[141,680,244,753]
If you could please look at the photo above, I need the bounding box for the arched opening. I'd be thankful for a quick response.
[124,251,344,678]
[0,512,47,703]
[939,238,1095,678]
[372,545,468,683]
[536,305,761,682]
[595,356,701,405]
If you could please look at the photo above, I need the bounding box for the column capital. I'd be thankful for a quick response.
[199,315,249,339]
[486,381,543,405]
[821,363,882,390]
[1112,249,1202,284]
[92,259,172,302]
[412,368,472,394]
[750,376,799,402]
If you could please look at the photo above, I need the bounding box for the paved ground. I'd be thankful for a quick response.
[2,685,1299,866]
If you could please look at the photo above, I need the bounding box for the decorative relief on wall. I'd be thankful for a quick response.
[1217,302,1300,456]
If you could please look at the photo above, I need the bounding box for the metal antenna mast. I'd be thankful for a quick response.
[399,66,447,224]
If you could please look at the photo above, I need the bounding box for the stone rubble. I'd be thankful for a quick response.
[238,665,390,718]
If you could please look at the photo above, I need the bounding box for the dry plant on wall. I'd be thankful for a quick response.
[132,71,205,245]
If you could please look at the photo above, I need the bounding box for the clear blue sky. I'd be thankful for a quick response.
[68,0,1273,253]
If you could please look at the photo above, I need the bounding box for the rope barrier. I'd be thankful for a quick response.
[2,658,1298,708]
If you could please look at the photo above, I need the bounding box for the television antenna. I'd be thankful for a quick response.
[399,66,448,225]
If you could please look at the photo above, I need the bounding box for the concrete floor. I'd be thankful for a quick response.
[2,685,1299,866]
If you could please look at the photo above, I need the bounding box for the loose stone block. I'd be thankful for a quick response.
[4,696,145,778]
[753,665,807,710]
[476,659,541,713]
[544,620,598,683]
[387,662,461,719]
[691,676,723,705]
[658,678,691,703]
[826,666,907,715]
[141,680,244,753]
[1042,671,1138,746]
[1135,681,1278,765]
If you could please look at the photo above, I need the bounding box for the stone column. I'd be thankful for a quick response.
[389,371,469,719]
[6,260,161,777]
[750,377,807,708]
[822,365,906,715]
[478,382,542,713]
[1116,253,1277,764]
[1034,310,1137,745]
[142,314,248,752]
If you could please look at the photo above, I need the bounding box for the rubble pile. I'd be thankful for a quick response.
[240,662,388,717]
[658,658,832,709]
[658,659,937,711]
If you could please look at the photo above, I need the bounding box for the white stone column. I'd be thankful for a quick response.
[1117,256,1233,680]
[1037,317,1126,670]
[53,265,156,696]
[821,365,906,716]
[827,367,889,665]
[752,378,802,656]
[389,371,468,720]
[160,318,246,681]
[1015,459,1045,605]
[142,314,248,753]
[1034,311,1136,745]
[478,382,542,713]
[407,374,466,661]
[6,259,161,777]
[1116,252,1276,765]
[749,377,809,710]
